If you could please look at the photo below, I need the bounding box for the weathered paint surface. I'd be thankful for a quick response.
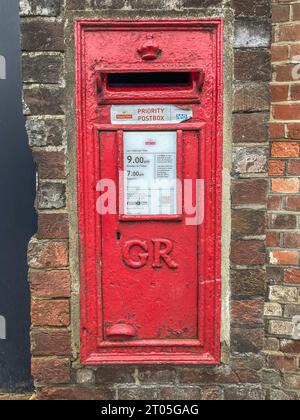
[76,19,223,365]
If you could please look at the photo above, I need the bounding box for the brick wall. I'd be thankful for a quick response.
[265,0,300,398]
[19,0,299,400]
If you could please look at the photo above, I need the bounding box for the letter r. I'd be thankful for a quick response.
[152,239,178,269]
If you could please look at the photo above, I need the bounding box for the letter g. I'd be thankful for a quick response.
[122,239,149,269]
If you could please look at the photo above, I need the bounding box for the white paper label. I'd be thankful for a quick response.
[112,105,192,125]
[124,131,177,216]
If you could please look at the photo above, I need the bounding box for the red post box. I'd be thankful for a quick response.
[76,19,223,365]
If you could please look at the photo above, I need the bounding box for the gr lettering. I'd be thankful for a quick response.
[122,238,178,269]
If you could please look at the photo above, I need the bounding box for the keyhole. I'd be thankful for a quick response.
[116,231,121,241]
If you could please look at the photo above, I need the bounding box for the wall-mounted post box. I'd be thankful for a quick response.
[76,19,223,365]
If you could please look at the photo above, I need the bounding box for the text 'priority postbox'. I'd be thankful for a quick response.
[76,19,223,365]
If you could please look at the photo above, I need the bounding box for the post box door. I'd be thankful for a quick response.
[100,128,200,342]
[92,121,220,365]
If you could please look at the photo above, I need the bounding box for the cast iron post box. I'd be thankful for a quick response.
[76,19,223,365]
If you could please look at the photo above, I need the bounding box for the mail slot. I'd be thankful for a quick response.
[76,19,223,365]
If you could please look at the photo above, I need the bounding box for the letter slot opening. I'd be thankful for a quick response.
[107,72,193,90]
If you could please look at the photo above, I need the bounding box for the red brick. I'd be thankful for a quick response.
[287,159,300,175]
[273,104,300,120]
[293,3,300,21]
[291,44,300,58]
[234,84,270,113]
[286,195,300,211]
[232,209,266,237]
[32,358,70,384]
[284,268,300,284]
[33,151,65,179]
[31,300,70,327]
[37,387,114,401]
[274,64,296,82]
[272,45,289,62]
[268,356,295,371]
[233,113,268,143]
[269,160,285,176]
[231,269,266,298]
[231,241,266,266]
[278,24,300,42]
[231,327,264,353]
[267,232,281,247]
[21,21,64,52]
[270,123,285,139]
[30,270,71,298]
[270,84,289,101]
[270,250,298,266]
[291,84,300,100]
[271,142,299,157]
[273,4,290,23]
[288,123,300,139]
[28,240,68,269]
[270,214,297,229]
[280,340,300,353]
[233,0,271,17]
[232,179,268,205]
[31,329,71,356]
[272,178,299,193]
[268,195,283,210]
[234,50,271,82]
[231,299,264,324]
[37,213,69,239]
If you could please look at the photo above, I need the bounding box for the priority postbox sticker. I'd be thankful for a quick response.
[111,105,193,125]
